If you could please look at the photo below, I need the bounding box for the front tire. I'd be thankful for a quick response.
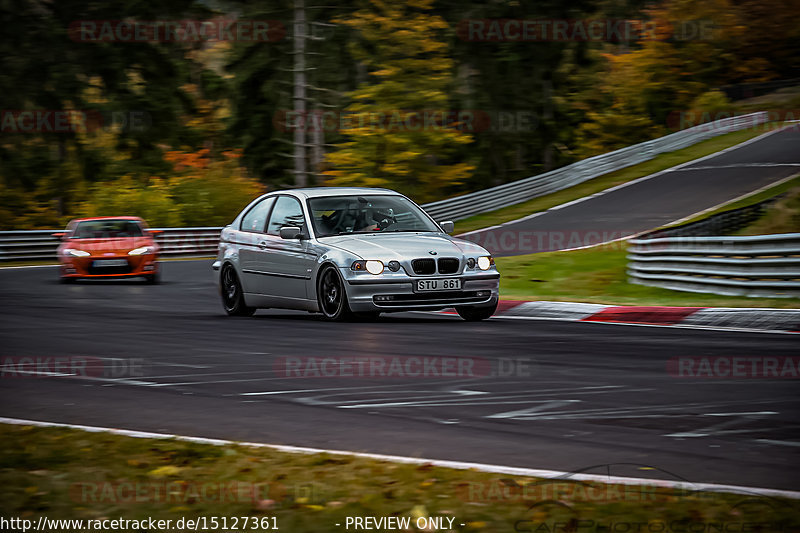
[221,264,256,317]
[317,265,353,321]
[456,303,497,321]
[144,271,160,284]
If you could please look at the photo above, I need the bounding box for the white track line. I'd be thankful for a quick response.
[486,314,799,335]
[1,416,798,500]
[458,126,795,238]
[659,172,799,228]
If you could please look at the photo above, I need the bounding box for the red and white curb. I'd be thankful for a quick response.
[440,301,800,334]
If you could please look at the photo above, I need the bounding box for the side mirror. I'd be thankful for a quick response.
[279,226,303,240]
[439,221,455,234]
[52,232,66,239]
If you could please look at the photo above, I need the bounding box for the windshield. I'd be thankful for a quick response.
[308,195,440,238]
[71,220,144,239]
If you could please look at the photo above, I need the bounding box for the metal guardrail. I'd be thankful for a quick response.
[642,194,784,240]
[0,111,770,262]
[628,233,800,298]
[0,228,223,262]
[420,112,768,221]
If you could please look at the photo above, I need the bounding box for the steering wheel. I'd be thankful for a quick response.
[373,210,397,230]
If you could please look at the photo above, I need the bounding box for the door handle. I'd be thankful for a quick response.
[258,241,268,249]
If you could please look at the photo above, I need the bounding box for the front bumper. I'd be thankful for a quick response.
[343,270,500,312]
[60,254,159,278]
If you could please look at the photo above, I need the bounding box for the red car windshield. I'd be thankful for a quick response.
[71,220,144,239]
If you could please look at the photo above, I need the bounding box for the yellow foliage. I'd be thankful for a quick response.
[324,0,474,202]
[75,150,265,227]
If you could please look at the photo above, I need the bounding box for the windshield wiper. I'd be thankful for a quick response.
[324,229,425,237]
[324,230,378,237]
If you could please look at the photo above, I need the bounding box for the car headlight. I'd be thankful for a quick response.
[64,248,90,257]
[366,260,384,275]
[351,260,385,275]
[477,256,494,270]
[128,246,154,256]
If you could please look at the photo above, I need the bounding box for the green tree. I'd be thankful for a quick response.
[0,0,218,228]
[323,0,474,202]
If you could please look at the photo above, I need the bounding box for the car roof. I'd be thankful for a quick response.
[282,187,400,199]
[71,216,144,222]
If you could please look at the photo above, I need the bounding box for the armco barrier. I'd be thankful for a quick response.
[642,194,784,239]
[627,233,800,298]
[0,111,771,262]
[420,112,768,221]
[0,227,223,262]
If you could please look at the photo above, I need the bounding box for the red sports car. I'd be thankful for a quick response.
[55,217,161,283]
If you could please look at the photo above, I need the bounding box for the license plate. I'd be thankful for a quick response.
[92,259,128,267]
[415,278,461,292]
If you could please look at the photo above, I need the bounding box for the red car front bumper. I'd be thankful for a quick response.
[60,253,159,279]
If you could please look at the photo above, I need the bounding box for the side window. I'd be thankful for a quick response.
[267,196,306,236]
[240,197,276,233]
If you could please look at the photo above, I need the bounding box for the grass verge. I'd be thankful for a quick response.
[663,174,800,229]
[2,424,798,532]
[453,125,780,235]
[736,182,800,236]
[495,243,800,308]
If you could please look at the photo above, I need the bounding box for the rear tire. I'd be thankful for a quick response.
[59,276,76,284]
[317,265,354,321]
[221,264,256,317]
[456,303,497,321]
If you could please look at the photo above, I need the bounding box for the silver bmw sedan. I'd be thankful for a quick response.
[212,187,500,321]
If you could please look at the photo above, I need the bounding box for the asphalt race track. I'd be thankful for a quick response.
[1,261,799,491]
[465,127,800,256]
[2,129,800,492]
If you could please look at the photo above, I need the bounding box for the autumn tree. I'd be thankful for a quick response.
[323,0,474,203]
[571,0,789,156]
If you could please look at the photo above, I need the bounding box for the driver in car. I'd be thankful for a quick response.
[318,201,396,235]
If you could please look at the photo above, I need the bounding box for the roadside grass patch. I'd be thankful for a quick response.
[496,244,800,308]
[2,424,798,532]
[664,174,800,229]
[736,183,800,236]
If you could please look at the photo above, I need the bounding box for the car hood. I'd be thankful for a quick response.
[319,232,488,260]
